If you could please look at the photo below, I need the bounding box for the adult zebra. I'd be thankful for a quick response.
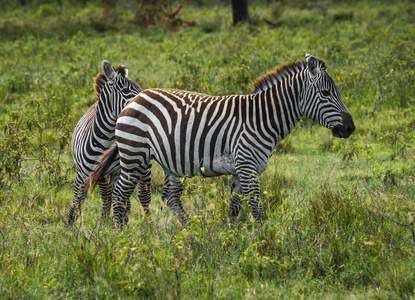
[67,61,145,225]
[88,54,355,228]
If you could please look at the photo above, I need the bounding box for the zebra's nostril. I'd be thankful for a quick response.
[340,112,355,136]
[347,125,355,134]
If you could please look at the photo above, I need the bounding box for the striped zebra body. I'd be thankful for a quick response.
[89,54,355,228]
[67,61,143,225]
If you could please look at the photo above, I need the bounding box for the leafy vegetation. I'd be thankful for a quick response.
[1,0,414,298]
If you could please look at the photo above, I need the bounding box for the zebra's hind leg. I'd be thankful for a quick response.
[138,165,152,219]
[228,175,243,224]
[111,168,145,229]
[67,173,88,226]
[163,172,188,226]
[98,175,114,222]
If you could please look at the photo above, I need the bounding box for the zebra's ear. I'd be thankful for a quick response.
[102,60,116,81]
[306,54,320,76]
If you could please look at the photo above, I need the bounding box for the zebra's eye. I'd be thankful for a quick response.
[321,90,330,97]
[122,88,132,94]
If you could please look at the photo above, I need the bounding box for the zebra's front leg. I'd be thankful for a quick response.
[238,172,265,222]
[138,166,152,218]
[67,173,88,225]
[228,175,243,224]
[161,173,183,203]
[163,172,189,226]
[98,175,114,222]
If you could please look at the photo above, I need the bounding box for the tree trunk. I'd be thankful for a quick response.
[232,0,249,25]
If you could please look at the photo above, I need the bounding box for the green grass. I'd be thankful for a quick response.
[1,0,415,298]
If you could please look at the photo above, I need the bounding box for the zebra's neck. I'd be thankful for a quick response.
[250,70,305,148]
[92,98,117,145]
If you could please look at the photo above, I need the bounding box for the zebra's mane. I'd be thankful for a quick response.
[251,58,326,94]
[93,64,128,99]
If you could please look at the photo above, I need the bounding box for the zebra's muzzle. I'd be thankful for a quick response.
[331,112,355,139]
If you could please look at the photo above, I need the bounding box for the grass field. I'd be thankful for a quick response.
[1,0,415,298]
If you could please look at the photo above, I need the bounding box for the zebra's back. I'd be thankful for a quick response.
[116,88,256,178]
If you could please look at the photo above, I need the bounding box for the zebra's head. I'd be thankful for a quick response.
[98,60,142,116]
[301,54,355,139]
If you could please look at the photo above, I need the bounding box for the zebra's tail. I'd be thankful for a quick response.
[85,142,119,193]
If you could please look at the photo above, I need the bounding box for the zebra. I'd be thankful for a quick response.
[67,60,144,225]
[87,54,355,228]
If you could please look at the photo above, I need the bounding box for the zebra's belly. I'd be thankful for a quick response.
[152,150,236,178]
[199,153,236,177]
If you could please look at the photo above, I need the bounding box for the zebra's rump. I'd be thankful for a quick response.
[72,102,98,166]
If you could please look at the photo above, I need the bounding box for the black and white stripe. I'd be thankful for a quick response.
[89,54,355,228]
[67,61,142,225]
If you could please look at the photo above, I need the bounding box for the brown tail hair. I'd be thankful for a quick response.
[85,142,119,193]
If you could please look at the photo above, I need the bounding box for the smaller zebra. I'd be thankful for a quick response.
[68,61,144,225]
[88,54,355,228]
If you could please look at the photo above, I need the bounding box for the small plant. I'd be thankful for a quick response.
[0,101,73,190]
[338,142,360,162]
[319,130,335,152]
